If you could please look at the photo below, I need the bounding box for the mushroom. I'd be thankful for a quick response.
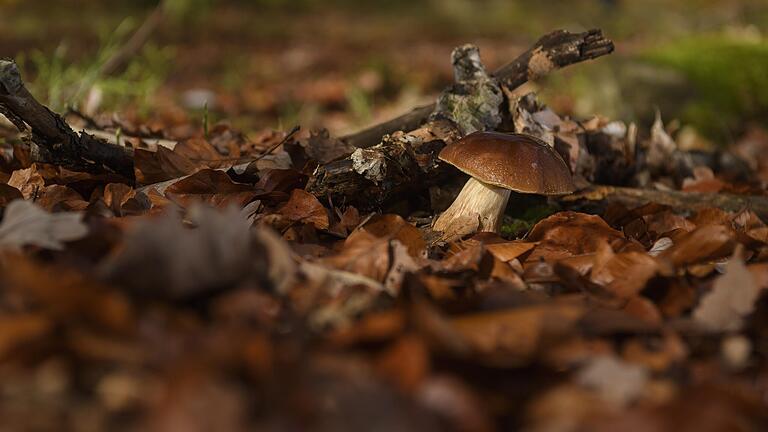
[433,131,575,238]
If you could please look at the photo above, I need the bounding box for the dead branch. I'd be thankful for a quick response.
[307,119,461,209]
[560,186,768,220]
[341,29,614,149]
[0,60,135,180]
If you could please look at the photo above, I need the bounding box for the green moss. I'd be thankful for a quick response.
[645,34,768,138]
[500,197,561,239]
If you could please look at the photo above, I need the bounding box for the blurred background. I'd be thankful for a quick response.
[1,0,767,143]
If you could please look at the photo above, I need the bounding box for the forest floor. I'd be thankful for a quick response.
[2,1,768,431]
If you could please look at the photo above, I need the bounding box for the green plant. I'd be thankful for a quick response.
[16,17,172,114]
[345,86,373,126]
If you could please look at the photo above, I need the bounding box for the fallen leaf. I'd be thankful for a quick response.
[277,189,329,229]
[0,200,88,250]
[693,247,761,331]
[450,302,584,364]
[7,165,45,199]
[659,224,735,267]
[486,241,536,262]
[100,205,289,298]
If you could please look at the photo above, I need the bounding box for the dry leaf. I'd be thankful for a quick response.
[693,248,761,331]
[277,189,330,229]
[0,200,88,250]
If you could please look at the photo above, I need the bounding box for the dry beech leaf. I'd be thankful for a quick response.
[644,210,696,235]
[277,189,329,230]
[693,248,761,331]
[450,303,584,364]
[486,241,536,262]
[164,169,256,209]
[359,214,426,258]
[0,200,88,250]
[659,224,735,267]
[7,165,45,199]
[134,147,198,185]
[35,185,87,211]
[321,229,419,295]
[590,241,660,299]
[103,183,137,214]
[527,211,641,262]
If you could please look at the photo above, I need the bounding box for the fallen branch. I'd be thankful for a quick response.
[0,60,135,181]
[341,29,614,149]
[308,29,614,208]
[560,186,768,220]
[307,120,461,209]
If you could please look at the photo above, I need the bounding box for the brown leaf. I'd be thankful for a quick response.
[0,183,23,207]
[277,189,329,229]
[359,214,426,258]
[450,302,584,364]
[658,224,735,267]
[165,169,257,209]
[486,241,536,262]
[590,241,661,299]
[36,185,87,211]
[527,212,640,262]
[103,183,136,214]
[8,165,45,199]
[134,147,198,185]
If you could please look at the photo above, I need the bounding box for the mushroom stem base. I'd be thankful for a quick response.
[433,177,512,236]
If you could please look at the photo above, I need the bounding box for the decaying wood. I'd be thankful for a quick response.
[340,29,614,149]
[308,119,462,209]
[0,60,135,180]
[308,29,614,208]
[561,186,768,220]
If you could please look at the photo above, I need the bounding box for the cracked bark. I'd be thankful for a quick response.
[0,59,135,181]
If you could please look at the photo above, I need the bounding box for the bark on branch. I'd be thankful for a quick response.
[0,60,135,181]
[308,29,615,208]
[340,29,614,149]
[560,186,768,220]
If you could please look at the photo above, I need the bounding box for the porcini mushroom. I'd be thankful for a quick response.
[433,131,574,238]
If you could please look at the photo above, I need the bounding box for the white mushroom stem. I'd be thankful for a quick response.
[433,177,511,235]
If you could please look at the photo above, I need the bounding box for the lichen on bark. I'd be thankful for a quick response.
[431,44,503,135]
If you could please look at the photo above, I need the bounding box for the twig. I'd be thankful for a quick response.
[0,59,135,180]
[340,29,614,149]
[253,125,300,162]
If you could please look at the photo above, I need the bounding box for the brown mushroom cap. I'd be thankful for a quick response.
[439,131,575,195]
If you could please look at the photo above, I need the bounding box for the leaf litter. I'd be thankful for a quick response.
[3,44,768,432]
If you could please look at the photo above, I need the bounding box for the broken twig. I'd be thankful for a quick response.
[341,29,614,149]
[0,60,135,180]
